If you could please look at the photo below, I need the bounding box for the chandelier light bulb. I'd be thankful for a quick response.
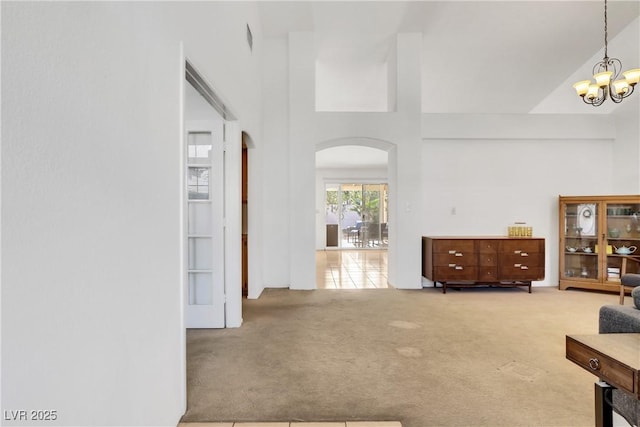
[594,71,613,87]
[573,80,591,96]
[622,69,640,86]
[613,79,630,95]
[586,85,599,100]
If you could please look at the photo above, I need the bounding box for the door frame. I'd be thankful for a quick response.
[179,49,243,412]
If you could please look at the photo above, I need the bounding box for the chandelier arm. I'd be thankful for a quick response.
[607,58,621,80]
[583,90,607,107]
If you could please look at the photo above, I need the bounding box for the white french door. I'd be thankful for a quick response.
[185,119,225,328]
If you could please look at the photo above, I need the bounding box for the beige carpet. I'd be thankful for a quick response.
[182,286,621,426]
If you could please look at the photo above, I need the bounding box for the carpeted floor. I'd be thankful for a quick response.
[182,286,623,426]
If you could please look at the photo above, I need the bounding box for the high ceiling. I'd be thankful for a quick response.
[258,1,640,115]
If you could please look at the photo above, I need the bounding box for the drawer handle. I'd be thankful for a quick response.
[514,263,522,268]
[448,263,456,268]
[455,266,464,270]
[448,250,456,254]
[589,358,600,371]
[520,265,529,270]
[514,250,522,254]
[520,252,529,257]
[455,253,463,257]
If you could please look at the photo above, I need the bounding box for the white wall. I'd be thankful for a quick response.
[420,114,623,287]
[257,37,290,296]
[612,98,640,193]
[1,2,261,425]
[288,32,318,290]
[261,24,640,295]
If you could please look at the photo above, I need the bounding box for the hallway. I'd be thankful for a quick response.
[316,249,389,289]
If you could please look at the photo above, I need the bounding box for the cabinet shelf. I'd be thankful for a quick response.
[565,252,597,255]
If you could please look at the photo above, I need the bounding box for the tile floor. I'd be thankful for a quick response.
[179,422,401,427]
[316,250,389,289]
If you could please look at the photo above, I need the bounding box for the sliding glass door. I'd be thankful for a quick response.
[325,183,388,249]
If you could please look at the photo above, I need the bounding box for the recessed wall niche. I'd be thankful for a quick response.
[315,35,396,112]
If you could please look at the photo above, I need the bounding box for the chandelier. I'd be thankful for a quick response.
[572,0,640,106]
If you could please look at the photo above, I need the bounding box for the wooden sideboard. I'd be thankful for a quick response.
[422,236,545,293]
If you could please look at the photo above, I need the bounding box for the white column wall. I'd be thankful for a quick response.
[289,32,318,290]
[389,33,423,289]
[257,37,291,296]
[2,2,261,425]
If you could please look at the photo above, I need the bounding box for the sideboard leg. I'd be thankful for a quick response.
[594,381,614,427]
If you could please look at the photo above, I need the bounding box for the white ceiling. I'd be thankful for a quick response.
[258,0,640,166]
[259,0,640,113]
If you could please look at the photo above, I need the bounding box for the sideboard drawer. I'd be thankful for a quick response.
[500,253,543,267]
[432,239,476,254]
[566,336,637,397]
[433,253,477,267]
[479,253,497,266]
[500,239,543,253]
[477,240,499,253]
[434,265,477,281]
[478,267,498,281]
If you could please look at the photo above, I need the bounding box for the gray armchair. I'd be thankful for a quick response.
[598,284,640,426]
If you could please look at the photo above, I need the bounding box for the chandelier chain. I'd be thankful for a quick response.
[603,0,608,58]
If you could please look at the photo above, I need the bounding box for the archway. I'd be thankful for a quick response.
[315,137,397,289]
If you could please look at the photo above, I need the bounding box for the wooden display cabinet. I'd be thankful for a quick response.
[559,195,640,294]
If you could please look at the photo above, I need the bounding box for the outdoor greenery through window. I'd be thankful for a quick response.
[325,183,388,249]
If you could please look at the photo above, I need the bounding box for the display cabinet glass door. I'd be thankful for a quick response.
[604,202,640,281]
[563,203,599,280]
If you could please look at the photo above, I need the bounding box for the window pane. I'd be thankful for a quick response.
[188,167,209,200]
[187,132,212,164]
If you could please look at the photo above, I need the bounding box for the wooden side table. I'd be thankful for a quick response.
[566,334,640,427]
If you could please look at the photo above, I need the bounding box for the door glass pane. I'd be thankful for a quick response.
[188,237,212,270]
[188,272,213,305]
[325,184,339,247]
[363,184,381,248]
[342,184,363,248]
[606,202,640,278]
[188,203,212,235]
[563,203,598,279]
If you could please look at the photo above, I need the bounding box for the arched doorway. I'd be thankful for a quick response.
[315,138,395,289]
